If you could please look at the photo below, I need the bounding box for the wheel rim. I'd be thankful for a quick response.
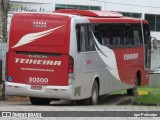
[91,82,98,104]
[92,86,97,102]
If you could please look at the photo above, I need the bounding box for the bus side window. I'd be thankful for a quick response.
[76,25,81,52]
[112,29,121,48]
[88,28,96,51]
[133,25,142,46]
[102,35,109,46]
[143,24,150,44]
[76,24,95,52]
[101,28,110,47]
[124,25,134,47]
[76,25,86,52]
[143,24,151,68]
[133,30,140,45]
[93,26,102,44]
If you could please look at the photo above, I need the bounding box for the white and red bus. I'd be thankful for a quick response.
[5,9,151,105]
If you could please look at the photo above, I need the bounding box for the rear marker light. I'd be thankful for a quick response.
[68,56,74,73]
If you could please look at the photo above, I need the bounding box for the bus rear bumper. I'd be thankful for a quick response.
[5,82,75,100]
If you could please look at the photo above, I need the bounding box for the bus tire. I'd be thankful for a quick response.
[127,76,138,96]
[30,97,50,105]
[89,80,99,105]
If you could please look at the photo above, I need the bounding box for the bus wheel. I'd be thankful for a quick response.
[127,77,138,96]
[89,80,99,105]
[30,97,50,105]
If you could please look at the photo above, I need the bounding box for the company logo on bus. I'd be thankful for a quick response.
[124,53,138,60]
[15,58,62,66]
[33,21,47,28]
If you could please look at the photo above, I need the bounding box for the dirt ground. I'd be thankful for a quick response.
[1,90,29,102]
[0,83,29,102]
[0,93,29,102]
[4,96,29,102]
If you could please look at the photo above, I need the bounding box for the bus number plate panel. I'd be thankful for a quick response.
[31,86,42,90]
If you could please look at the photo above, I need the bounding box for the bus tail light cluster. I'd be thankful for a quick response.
[68,56,74,73]
[68,56,74,85]
[68,73,75,85]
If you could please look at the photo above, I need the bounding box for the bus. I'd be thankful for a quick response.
[5,9,151,105]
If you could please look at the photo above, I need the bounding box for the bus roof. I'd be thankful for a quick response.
[54,9,123,18]
[54,9,149,24]
[86,17,148,24]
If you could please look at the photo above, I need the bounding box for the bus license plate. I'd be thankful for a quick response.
[31,86,42,90]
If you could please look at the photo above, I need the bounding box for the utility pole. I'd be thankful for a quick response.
[0,0,8,100]
[0,0,8,43]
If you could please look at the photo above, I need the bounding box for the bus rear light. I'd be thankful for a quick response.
[68,77,73,85]
[68,73,75,85]
[68,56,74,73]
[69,67,73,73]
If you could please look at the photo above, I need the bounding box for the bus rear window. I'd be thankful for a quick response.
[10,14,70,48]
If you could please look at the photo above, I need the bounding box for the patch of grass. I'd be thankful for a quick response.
[134,94,160,105]
[138,86,160,94]
[112,86,160,94]
[111,90,126,95]
[135,86,160,105]
[112,86,160,105]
